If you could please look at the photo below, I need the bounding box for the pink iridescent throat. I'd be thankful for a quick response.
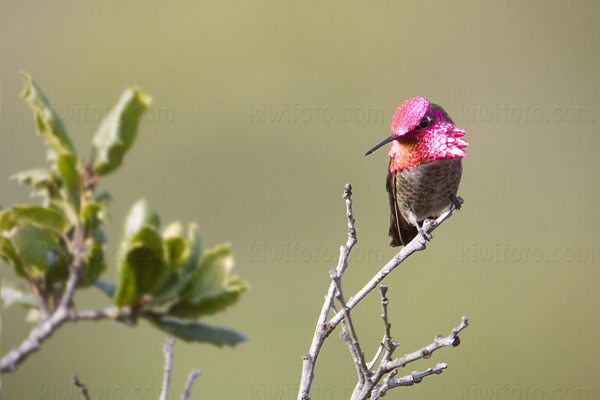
[388,101,469,173]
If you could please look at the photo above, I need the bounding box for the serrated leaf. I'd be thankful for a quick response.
[11,169,61,198]
[122,199,159,244]
[91,88,152,176]
[12,205,69,234]
[57,154,82,213]
[21,73,75,161]
[0,282,37,308]
[167,244,247,318]
[148,317,246,347]
[114,226,167,306]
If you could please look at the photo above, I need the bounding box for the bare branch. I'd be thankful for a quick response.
[0,224,136,374]
[1,227,88,373]
[331,297,369,384]
[382,316,469,372]
[328,207,457,330]
[160,336,175,400]
[0,304,130,373]
[71,375,91,400]
[298,183,357,400]
[371,363,448,399]
[297,184,469,400]
[365,285,398,372]
[180,369,202,400]
[378,285,397,361]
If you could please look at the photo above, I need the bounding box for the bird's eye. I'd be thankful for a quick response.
[416,115,435,130]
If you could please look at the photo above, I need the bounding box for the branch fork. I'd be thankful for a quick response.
[297,184,470,400]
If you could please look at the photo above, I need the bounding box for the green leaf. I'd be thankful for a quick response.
[149,224,201,306]
[148,317,246,347]
[91,88,152,176]
[81,202,105,233]
[12,205,70,234]
[122,199,159,244]
[20,73,75,161]
[0,238,28,278]
[11,169,61,198]
[114,226,167,306]
[9,222,69,275]
[93,191,112,222]
[168,244,247,318]
[163,222,186,271]
[79,230,106,287]
[0,282,38,308]
[57,154,82,213]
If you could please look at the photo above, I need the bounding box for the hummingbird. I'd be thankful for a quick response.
[365,97,469,247]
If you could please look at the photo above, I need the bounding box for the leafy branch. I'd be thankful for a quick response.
[0,73,248,373]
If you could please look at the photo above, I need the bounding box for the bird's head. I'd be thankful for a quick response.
[365,97,469,172]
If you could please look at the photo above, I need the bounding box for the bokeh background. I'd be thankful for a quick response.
[1,0,599,399]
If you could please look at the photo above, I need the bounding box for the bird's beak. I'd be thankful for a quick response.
[365,135,396,156]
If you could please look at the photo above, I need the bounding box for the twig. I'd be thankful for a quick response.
[378,285,397,361]
[1,229,87,373]
[331,297,368,385]
[160,336,175,400]
[328,208,456,330]
[371,363,447,399]
[180,369,202,400]
[0,303,130,373]
[365,286,394,371]
[331,273,369,383]
[58,227,85,310]
[382,316,469,371]
[71,375,91,400]
[352,316,468,400]
[297,183,357,400]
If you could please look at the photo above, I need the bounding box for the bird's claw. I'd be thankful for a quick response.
[417,219,434,242]
[450,195,464,211]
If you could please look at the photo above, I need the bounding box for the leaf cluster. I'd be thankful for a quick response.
[0,74,247,346]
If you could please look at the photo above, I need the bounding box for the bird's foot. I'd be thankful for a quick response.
[450,195,464,211]
[417,219,434,242]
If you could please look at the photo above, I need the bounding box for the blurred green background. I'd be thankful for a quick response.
[1,0,599,399]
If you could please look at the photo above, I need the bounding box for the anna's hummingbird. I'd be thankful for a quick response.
[365,97,469,247]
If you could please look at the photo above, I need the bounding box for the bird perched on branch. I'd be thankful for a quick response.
[366,97,469,247]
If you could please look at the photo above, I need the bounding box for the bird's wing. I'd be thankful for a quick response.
[386,164,417,247]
